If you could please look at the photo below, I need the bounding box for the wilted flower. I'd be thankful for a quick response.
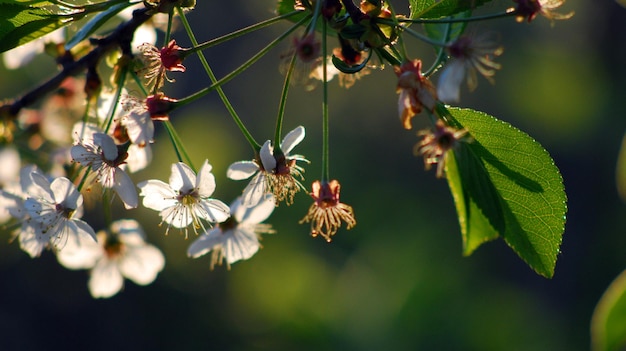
[137,160,230,238]
[513,0,574,23]
[71,132,138,209]
[299,179,356,242]
[137,39,186,90]
[437,34,503,103]
[415,120,469,178]
[227,126,308,207]
[394,59,438,130]
[187,195,275,269]
[57,219,165,298]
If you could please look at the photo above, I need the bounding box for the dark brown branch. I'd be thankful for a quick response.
[4,7,153,117]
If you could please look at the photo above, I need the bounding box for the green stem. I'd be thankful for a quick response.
[306,0,323,34]
[274,52,296,150]
[163,120,195,171]
[164,9,174,45]
[396,10,516,24]
[102,190,112,228]
[176,14,310,108]
[103,64,128,133]
[424,22,452,76]
[178,8,267,151]
[182,11,303,58]
[321,19,329,182]
[401,25,446,47]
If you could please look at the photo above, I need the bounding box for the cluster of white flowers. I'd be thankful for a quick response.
[0,89,305,297]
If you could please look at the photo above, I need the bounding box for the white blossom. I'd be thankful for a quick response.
[138,160,230,238]
[227,126,308,207]
[188,195,275,269]
[57,219,165,298]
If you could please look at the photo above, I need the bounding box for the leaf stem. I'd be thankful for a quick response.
[181,11,302,58]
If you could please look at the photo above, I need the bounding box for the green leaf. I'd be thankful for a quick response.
[423,10,469,45]
[410,0,494,19]
[65,2,130,50]
[0,2,76,53]
[591,268,626,351]
[444,107,567,278]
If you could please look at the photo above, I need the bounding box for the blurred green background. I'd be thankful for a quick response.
[1,0,626,350]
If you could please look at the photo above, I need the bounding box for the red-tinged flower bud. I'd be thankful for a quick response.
[146,93,177,120]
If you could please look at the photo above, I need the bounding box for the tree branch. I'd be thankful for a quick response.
[3,7,153,118]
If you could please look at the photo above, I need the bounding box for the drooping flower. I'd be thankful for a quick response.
[310,46,372,89]
[187,195,275,269]
[23,174,96,250]
[280,33,322,85]
[415,120,469,178]
[513,0,574,23]
[137,160,230,238]
[57,219,165,298]
[394,59,438,130]
[71,132,138,209]
[227,126,308,207]
[137,39,186,90]
[299,180,356,242]
[437,34,503,104]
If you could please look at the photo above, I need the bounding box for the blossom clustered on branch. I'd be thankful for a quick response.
[0,0,572,298]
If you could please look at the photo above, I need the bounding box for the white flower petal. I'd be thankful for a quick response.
[89,259,124,298]
[138,179,177,211]
[198,199,230,223]
[437,60,465,104]
[160,205,192,228]
[24,198,58,226]
[240,194,275,224]
[125,143,152,173]
[187,228,222,258]
[281,126,305,155]
[70,144,101,165]
[27,171,54,202]
[113,170,138,209]
[71,122,102,144]
[223,228,260,264]
[241,173,267,208]
[118,245,165,285]
[259,140,276,171]
[113,219,146,245]
[196,160,216,198]
[169,162,196,193]
[56,229,102,269]
[93,133,119,161]
[227,161,259,180]
[124,111,154,146]
[18,223,47,258]
[51,177,82,209]
[73,218,97,242]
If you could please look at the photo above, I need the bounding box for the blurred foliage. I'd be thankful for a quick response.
[1,0,626,350]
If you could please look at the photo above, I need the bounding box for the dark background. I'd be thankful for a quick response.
[1,0,625,350]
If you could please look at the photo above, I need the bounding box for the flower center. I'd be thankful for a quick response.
[55,203,75,219]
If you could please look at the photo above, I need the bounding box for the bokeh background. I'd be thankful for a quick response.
[1,0,625,350]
